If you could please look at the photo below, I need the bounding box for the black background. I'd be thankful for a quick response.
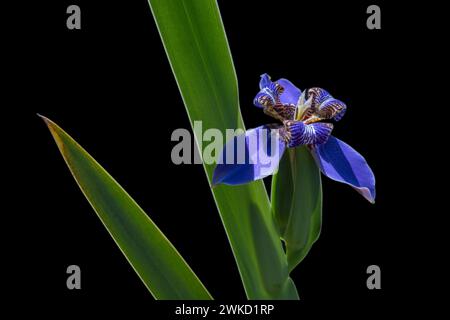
[5,0,433,317]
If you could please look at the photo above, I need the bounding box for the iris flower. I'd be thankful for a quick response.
[212,74,375,203]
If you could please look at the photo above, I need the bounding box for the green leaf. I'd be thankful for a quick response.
[271,147,323,272]
[40,116,212,300]
[147,0,298,299]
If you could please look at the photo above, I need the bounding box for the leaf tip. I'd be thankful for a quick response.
[38,113,55,130]
[38,114,65,152]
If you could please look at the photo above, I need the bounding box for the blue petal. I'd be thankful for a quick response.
[254,74,302,110]
[277,78,302,105]
[308,87,332,106]
[254,74,280,109]
[308,88,347,121]
[310,136,376,203]
[319,98,347,121]
[287,121,333,148]
[212,125,286,186]
[259,73,272,89]
[253,91,273,109]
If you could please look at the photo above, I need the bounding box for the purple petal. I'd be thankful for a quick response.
[308,87,333,106]
[308,87,347,121]
[310,136,376,203]
[287,121,334,148]
[259,73,272,89]
[212,125,286,186]
[276,78,302,105]
[319,98,347,121]
[253,91,272,109]
[254,74,282,109]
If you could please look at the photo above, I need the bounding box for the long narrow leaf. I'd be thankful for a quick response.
[272,147,322,271]
[41,116,212,300]
[147,0,298,299]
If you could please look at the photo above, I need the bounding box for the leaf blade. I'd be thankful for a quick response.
[148,0,298,299]
[41,115,212,300]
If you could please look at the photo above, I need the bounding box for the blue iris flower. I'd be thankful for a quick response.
[212,74,376,203]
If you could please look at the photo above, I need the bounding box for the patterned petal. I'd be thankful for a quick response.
[254,91,275,109]
[273,103,296,121]
[310,136,376,203]
[263,102,296,122]
[307,88,347,122]
[308,87,332,107]
[212,125,286,186]
[318,98,347,121]
[254,74,284,109]
[286,121,333,148]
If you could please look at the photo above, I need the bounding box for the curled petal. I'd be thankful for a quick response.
[308,87,347,121]
[286,121,333,148]
[310,136,376,203]
[212,125,286,186]
[308,87,332,107]
[259,73,272,89]
[317,98,347,121]
[254,74,302,114]
[254,91,274,109]
[254,74,283,109]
